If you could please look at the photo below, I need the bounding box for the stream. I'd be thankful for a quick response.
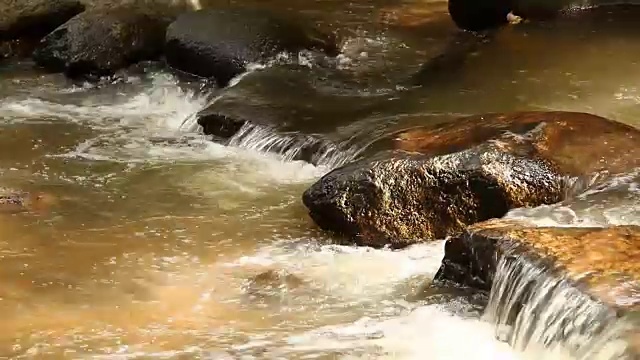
[0,0,638,358]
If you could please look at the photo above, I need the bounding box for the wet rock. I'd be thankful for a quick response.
[0,39,37,59]
[164,7,339,87]
[0,189,56,213]
[195,102,348,165]
[447,0,513,31]
[0,0,84,59]
[243,269,305,301]
[379,1,452,29]
[32,5,173,79]
[435,219,640,297]
[434,219,640,356]
[302,111,640,248]
[0,0,84,40]
[448,0,640,31]
[196,110,252,141]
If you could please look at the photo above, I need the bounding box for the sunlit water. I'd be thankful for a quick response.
[0,0,639,358]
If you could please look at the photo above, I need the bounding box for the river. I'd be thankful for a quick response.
[0,0,638,358]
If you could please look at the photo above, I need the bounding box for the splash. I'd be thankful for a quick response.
[506,169,640,227]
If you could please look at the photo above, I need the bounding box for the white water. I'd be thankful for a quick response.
[484,254,632,360]
[506,170,640,227]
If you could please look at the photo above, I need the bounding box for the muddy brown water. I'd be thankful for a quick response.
[0,0,638,358]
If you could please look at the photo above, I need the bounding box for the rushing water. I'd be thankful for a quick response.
[0,0,639,358]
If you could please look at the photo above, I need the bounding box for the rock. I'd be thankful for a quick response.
[243,269,305,301]
[0,189,56,213]
[448,0,640,31]
[0,0,84,40]
[32,5,172,78]
[194,89,355,165]
[302,111,640,248]
[0,39,36,59]
[434,219,639,356]
[379,1,452,28]
[0,0,84,59]
[447,0,513,31]
[409,31,490,86]
[196,110,336,164]
[164,7,339,87]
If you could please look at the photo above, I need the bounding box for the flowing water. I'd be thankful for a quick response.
[0,0,639,358]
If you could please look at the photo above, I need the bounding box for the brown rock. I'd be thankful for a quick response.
[378,1,451,28]
[0,189,56,213]
[302,112,640,248]
[395,111,639,177]
[434,219,639,357]
[242,269,305,302]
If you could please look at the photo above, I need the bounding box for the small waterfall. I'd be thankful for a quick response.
[228,123,363,169]
[483,248,636,359]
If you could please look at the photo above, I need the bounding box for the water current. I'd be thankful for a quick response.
[0,0,639,358]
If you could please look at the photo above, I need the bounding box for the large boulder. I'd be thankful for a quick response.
[164,7,339,87]
[0,0,84,40]
[302,111,640,248]
[448,0,514,31]
[434,219,639,357]
[0,0,84,59]
[32,5,174,78]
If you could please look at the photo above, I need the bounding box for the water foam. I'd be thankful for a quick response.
[223,240,560,360]
[0,71,350,180]
[228,122,363,169]
[483,250,634,360]
[229,240,445,300]
[506,169,640,227]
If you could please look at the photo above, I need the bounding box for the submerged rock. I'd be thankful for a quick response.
[243,269,305,302]
[165,7,339,87]
[302,111,640,248]
[434,219,639,357]
[0,189,56,213]
[32,5,173,78]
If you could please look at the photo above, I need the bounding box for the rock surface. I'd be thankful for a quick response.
[302,111,640,248]
[165,7,338,87]
[0,0,84,59]
[0,0,84,40]
[0,189,56,213]
[32,5,173,78]
[448,0,640,31]
[447,0,513,31]
[434,219,639,356]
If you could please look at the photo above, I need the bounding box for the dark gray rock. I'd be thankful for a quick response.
[0,0,84,59]
[302,112,640,248]
[32,5,173,78]
[447,0,513,31]
[0,0,84,40]
[448,0,640,31]
[165,7,339,87]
